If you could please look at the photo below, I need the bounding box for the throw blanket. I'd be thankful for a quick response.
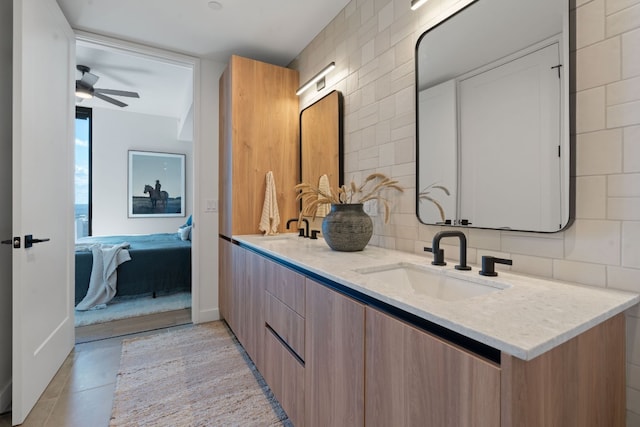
[75,242,131,311]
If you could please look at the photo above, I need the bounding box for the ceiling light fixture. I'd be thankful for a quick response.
[75,84,93,99]
[296,62,335,96]
[410,0,429,11]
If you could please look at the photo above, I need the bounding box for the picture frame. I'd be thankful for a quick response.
[128,150,185,217]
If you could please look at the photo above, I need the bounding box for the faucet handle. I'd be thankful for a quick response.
[298,229,306,237]
[479,256,512,277]
[424,247,446,266]
[310,230,319,240]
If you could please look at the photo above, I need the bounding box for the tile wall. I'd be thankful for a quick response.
[289,0,640,422]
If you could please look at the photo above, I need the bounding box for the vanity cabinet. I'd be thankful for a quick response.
[365,307,500,426]
[305,278,365,427]
[262,256,306,426]
[223,244,627,427]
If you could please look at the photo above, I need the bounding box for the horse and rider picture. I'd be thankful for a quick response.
[128,150,185,217]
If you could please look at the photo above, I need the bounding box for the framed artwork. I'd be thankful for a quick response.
[128,150,185,217]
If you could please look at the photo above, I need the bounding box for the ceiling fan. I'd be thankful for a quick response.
[75,65,140,107]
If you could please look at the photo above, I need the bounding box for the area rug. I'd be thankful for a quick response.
[110,321,289,426]
[75,292,192,327]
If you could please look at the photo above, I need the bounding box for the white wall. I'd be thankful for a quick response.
[0,0,12,414]
[91,108,193,236]
[191,58,227,323]
[289,0,640,420]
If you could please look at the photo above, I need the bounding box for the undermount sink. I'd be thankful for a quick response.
[353,262,509,301]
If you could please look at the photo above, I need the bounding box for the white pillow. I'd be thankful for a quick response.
[178,225,192,241]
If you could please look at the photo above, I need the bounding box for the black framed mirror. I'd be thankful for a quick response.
[300,90,343,215]
[415,0,572,232]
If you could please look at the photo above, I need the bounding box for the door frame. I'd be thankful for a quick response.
[74,31,203,323]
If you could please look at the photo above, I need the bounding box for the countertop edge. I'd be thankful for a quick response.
[232,234,640,361]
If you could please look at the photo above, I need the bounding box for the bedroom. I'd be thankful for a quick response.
[73,39,195,328]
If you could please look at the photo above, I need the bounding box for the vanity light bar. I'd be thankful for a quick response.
[296,62,335,96]
[410,0,429,11]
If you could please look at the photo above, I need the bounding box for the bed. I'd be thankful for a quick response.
[75,232,192,305]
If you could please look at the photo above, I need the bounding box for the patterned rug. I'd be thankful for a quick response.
[75,292,192,327]
[110,321,289,426]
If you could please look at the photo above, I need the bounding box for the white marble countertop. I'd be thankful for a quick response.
[234,233,639,361]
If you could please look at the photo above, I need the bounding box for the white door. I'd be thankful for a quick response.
[11,0,75,424]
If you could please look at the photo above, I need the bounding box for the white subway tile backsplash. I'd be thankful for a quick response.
[628,361,640,390]
[565,219,621,264]
[378,1,394,31]
[576,175,607,218]
[576,0,605,49]
[607,0,640,15]
[467,228,502,251]
[623,28,640,77]
[576,87,606,133]
[553,259,607,287]
[576,129,623,175]
[608,197,640,220]
[607,3,640,36]
[622,222,640,267]
[608,100,640,128]
[576,37,621,91]
[624,126,640,172]
[609,173,640,196]
[501,234,564,258]
[607,76,640,105]
[609,265,640,293]
[510,254,554,278]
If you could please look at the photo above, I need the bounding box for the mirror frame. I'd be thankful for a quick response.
[414,0,574,233]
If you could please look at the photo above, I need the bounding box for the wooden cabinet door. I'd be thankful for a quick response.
[230,243,246,343]
[243,249,266,371]
[365,307,500,427]
[218,238,232,323]
[305,278,365,427]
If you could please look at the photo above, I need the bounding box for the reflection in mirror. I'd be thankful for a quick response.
[300,90,343,216]
[416,0,571,232]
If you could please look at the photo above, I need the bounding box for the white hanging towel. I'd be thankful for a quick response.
[258,171,281,235]
[316,174,331,217]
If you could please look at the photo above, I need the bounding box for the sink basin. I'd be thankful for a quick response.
[353,262,509,301]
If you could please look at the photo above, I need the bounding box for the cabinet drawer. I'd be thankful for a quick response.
[265,291,305,360]
[265,257,305,316]
[263,327,305,426]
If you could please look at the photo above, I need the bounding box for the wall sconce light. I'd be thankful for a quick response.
[296,62,335,95]
[410,0,429,11]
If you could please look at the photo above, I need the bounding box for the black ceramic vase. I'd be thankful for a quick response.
[321,203,373,252]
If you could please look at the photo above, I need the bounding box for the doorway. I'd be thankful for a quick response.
[72,34,199,340]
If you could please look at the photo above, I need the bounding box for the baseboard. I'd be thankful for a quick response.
[0,378,11,414]
[194,307,220,324]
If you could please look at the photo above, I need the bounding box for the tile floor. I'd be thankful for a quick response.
[0,309,192,427]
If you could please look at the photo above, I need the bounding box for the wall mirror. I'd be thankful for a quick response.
[300,90,343,215]
[416,0,572,232]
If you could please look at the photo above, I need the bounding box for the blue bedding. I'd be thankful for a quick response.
[75,233,191,304]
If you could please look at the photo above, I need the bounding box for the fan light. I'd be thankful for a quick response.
[75,86,93,99]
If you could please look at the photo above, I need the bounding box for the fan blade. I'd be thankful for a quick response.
[94,88,140,98]
[80,71,99,87]
[94,92,128,108]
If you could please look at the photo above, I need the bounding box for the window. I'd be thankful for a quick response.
[75,107,92,238]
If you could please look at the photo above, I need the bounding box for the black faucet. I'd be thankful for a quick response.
[286,217,309,237]
[479,256,512,276]
[425,230,471,270]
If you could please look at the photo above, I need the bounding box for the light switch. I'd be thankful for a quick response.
[205,199,218,213]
